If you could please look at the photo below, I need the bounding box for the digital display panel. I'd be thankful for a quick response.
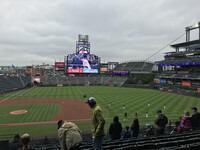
[100,67,108,72]
[67,53,99,73]
[55,62,65,71]
[112,71,129,75]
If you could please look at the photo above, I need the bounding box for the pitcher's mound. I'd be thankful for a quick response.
[10,110,28,115]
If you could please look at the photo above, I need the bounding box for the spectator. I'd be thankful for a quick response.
[43,136,49,145]
[131,118,139,137]
[57,120,82,150]
[18,133,32,150]
[86,97,105,150]
[154,110,168,136]
[9,134,23,150]
[145,125,154,137]
[178,110,192,132]
[191,107,200,130]
[123,126,131,139]
[109,116,122,140]
[170,121,181,134]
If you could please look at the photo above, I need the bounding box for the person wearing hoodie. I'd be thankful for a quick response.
[9,134,23,150]
[86,97,105,150]
[154,110,168,136]
[57,120,83,150]
[109,116,122,140]
[131,118,139,137]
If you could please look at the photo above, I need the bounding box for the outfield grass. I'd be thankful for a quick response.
[0,86,200,137]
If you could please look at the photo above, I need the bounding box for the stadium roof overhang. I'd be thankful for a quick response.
[171,40,200,49]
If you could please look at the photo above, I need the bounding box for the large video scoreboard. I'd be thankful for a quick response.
[67,35,99,74]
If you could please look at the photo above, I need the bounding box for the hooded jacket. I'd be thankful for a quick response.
[58,122,82,150]
[91,105,105,137]
[154,113,168,130]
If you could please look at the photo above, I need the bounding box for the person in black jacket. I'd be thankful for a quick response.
[109,116,122,140]
[9,134,23,150]
[131,118,139,137]
[154,110,168,136]
[191,107,200,130]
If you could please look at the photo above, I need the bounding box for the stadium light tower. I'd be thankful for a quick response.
[76,34,90,54]
[185,22,200,42]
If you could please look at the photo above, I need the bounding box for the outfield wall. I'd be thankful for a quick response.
[39,83,200,97]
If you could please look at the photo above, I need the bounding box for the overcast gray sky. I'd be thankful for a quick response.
[0,0,200,66]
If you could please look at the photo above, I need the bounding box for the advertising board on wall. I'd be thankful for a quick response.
[100,67,108,72]
[154,78,160,83]
[181,81,191,87]
[55,62,65,71]
[160,79,166,84]
[113,71,129,75]
[68,69,98,73]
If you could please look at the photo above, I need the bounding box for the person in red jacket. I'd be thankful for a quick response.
[178,110,192,132]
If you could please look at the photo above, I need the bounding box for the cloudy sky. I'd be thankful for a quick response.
[0,0,200,66]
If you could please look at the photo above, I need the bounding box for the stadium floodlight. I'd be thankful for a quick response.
[186,23,199,30]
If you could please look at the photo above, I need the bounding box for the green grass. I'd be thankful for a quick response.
[0,104,59,124]
[0,86,200,137]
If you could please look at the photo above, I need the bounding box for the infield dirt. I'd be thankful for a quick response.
[0,98,92,126]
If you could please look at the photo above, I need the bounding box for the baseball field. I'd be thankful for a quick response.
[0,86,200,137]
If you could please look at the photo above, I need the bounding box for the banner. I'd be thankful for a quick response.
[55,62,65,67]
[68,69,98,73]
[113,71,129,75]
[168,89,173,92]
[34,76,40,83]
[197,88,200,93]
[160,79,166,84]
[100,67,108,72]
[154,78,160,83]
[57,84,63,87]
[182,81,191,87]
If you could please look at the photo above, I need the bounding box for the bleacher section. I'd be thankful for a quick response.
[41,76,128,85]
[2,131,200,150]
[113,62,153,73]
[0,75,31,94]
[155,72,200,80]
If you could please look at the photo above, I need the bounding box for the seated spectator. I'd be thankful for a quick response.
[123,126,131,139]
[57,120,83,150]
[9,134,23,150]
[43,136,49,145]
[191,107,200,130]
[131,118,139,137]
[170,121,180,134]
[18,133,32,150]
[145,124,154,137]
[178,110,192,132]
[109,116,122,140]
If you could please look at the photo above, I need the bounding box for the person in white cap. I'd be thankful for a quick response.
[86,97,105,150]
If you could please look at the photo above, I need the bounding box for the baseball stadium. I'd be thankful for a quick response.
[0,23,200,150]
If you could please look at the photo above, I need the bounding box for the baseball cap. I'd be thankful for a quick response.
[157,110,162,113]
[57,120,64,130]
[146,124,151,127]
[86,97,96,104]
